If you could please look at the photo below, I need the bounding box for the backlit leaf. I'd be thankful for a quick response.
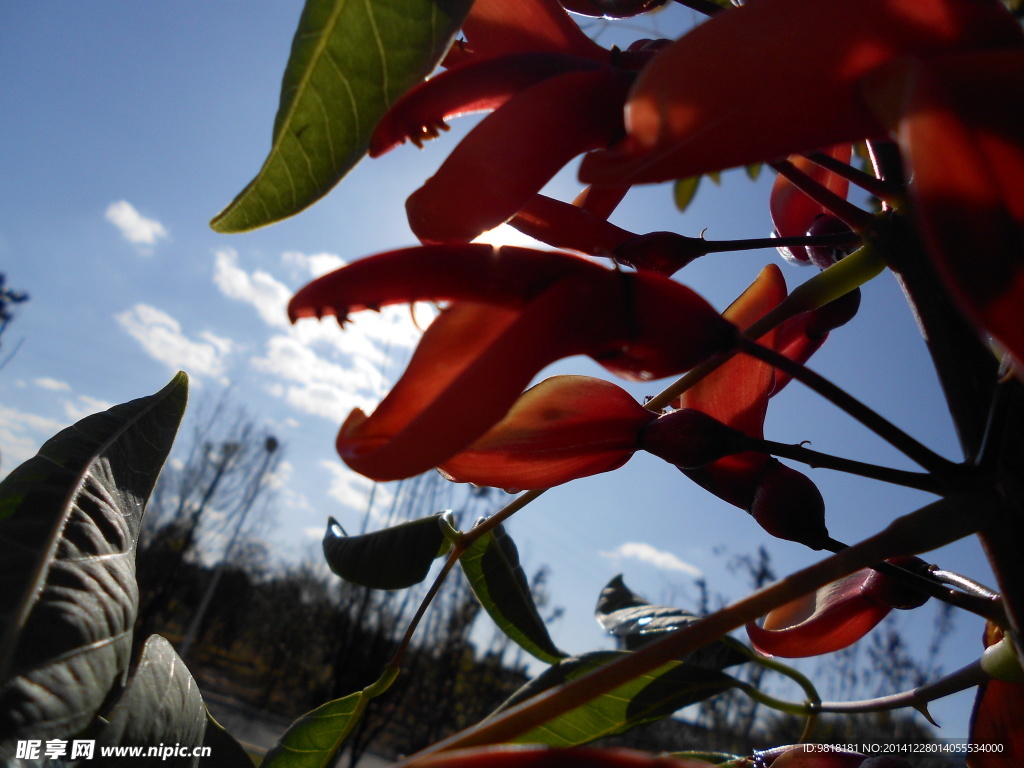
[322,513,449,590]
[495,651,737,746]
[460,521,566,665]
[261,690,368,768]
[211,0,473,232]
[0,374,188,746]
[673,176,700,212]
[595,576,748,669]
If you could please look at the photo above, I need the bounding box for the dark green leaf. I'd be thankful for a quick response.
[323,513,448,589]
[0,374,188,746]
[211,0,473,232]
[596,576,748,669]
[495,651,737,746]
[673,176,701,212]
[459,522,565,665]
[91,636,207,767]
[200,712,253,768]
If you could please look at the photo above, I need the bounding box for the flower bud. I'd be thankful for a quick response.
[861,556,930,610]
[640,408,747,468]
[614,232,708,276]
[805,213,857,269]
[749,460,829,549]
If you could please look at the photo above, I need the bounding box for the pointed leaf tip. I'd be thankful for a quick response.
[210,0,474,233]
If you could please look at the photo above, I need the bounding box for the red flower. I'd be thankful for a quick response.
[860,50,1024,368]
[368,0,647,244]
[288,245,736,481]
[438,375,656,491]
[746,557,928,658]
[642,264,830,547]
[580,0,1021,184]
[579,0,1024,363]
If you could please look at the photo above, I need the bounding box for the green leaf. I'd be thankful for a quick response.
[211,0,473,232]
[595,576,748,669]
[744,163,763,181]
[495,651,737,746]
[459,521,566,665]
[0,373,188,746]
[90,635,249,768]
[261,667,396,768]
[322,513,449,589]
[673,176,701,212]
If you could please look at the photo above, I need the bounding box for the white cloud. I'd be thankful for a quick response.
[320,460,394,521]
[213,250,437,425]
[600,542,703,577]
[34,377,70,392]
[283,250,346,279]
[213,249,291,328]
[63,395,117,422]
[0,405,66,475]
[115,304,232,381]
[105,200,168,248]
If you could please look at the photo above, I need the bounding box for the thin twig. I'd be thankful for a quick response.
[737,336,957,475]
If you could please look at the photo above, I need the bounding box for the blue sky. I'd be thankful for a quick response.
[0,0,999,739]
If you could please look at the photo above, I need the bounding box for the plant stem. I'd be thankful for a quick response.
[822,538,1007,625]
[736,660,987,718]
[736,336,956,475]
[390,494,985,764]
[645,245,886,412]
[747,437,946,494]
[389,544,465,668]
[770,160,875,232]
[703,232,863,255]
[803,151,903,204]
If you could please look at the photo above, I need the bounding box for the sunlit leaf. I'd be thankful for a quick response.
[211,0,473,232]
[261,690,369,768]
[495,651,737,746]
[460,521,565,665]
[595,576,748,669]
[673,176,700,212]
[322,513,449,590]
[0,374,188,745]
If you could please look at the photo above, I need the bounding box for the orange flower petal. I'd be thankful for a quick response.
[438,375,655,490]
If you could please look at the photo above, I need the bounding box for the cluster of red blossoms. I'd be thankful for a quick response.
[288,0,1023,759]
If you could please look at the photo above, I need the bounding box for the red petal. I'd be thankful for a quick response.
[461,0,610,63]
[770,145,853,264]
[675,265,786,510]
[580,0,1022,184]
[369,53,599,157]
[746,568,893,658]
[678,264,786,434]
[406,67,632,243]
[509,194,635,256]
[292,246,736,480]
[438,375,655,489]
[572,183,631,219]
[863,51,1024,365]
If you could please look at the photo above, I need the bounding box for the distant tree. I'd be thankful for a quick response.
[0,272,28,357]
[135,395,283,643]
